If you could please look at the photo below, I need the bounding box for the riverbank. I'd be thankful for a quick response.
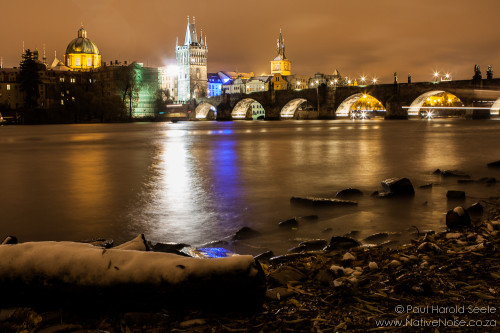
[1,199,499,332]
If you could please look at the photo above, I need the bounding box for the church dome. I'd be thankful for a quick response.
[65,27,100,55]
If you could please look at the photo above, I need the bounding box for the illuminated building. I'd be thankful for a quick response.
[245,76,271,93]
[176,17,207,102]
[64,27,101,71]
[270,73,288,90]
[207,73,222,97]
[270,29,291,76]
[160,65,179,101]
[251,102,265,119]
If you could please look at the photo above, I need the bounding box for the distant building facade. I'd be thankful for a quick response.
[176,17,208,102]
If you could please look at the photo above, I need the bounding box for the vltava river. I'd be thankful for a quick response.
[1,120,500,254]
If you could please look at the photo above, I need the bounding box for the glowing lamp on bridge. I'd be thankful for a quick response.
[361,76,366,84]
[334,79,338,84]
[424,111,434,120]
[372,78,377,84]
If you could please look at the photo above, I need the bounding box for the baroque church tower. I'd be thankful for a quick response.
[176,16,208,102]
[270,29,291,76]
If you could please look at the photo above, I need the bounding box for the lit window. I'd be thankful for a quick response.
[87,58,92,67]
[60,77,65,83]
[60,99,64,105]
[6,84,10,91]
[70,77,75,83]
[75,58,81,66]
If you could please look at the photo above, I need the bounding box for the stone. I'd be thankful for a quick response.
[363,232,389,242]
[466,202,483,216]
[368,262,378,270]
[446,190,466,200]
[254,250,274,262]
[440,170,470,178]
[298,215,319,222]
[380,177,415,196]
[457,179,474,184]
[477,177,496,184]
[342,252,356,261]
[487,160,500,168]
[278,217,299,228]
[179,319,207,329]
[321,227,333,234]
[417,242,442,253]
[446,206,471,229]
[266,287,293,300]
[380,240,400,247]
[268,266,306,286]
[232,226,260,240]
[329,265,345,276]
[314,269,335,284]
[344,230,360,237]
[388,260,402,268]
[290,196,358,207]
[446,233,462,239]
[288,239,327,253]
[419,183,433,189]
[432,168,442,175]
[324,236,361,251]
[335,188,363,198]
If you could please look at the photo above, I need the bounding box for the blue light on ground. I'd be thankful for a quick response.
[197,247,233,258]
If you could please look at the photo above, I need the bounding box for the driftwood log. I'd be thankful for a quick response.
[0,241,266,311]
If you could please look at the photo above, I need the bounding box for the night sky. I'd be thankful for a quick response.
[2,0,500,83]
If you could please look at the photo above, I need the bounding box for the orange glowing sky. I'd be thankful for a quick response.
[2,0,500,83]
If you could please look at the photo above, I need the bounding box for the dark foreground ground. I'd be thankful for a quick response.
[1,202,499,333]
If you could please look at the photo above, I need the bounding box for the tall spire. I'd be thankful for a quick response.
[184,14,198,45]
[200,28,203,45]
[276,28,286,59]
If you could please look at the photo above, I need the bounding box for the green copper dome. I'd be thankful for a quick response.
[65,27,100,55]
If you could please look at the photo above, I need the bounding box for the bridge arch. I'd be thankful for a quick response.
[195,102,217,119]
[280,98,316,118]
[232,98,265,120]
[407,90,464,117]
[335,93,385,118]
[491,97,500,116]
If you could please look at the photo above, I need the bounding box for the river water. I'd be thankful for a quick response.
[1,120,500,255]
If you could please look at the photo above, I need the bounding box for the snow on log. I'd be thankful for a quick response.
[0,241,266,310]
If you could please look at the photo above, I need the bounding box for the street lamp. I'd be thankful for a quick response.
[361,76,366,85]
[433,72,439,83]
[372,78,377,85]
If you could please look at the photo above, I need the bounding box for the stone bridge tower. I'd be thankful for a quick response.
[176,16,208,102]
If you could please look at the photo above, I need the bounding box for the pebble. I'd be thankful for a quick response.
[342,252,356,261]
[446,233,462,239]
[389,260,401,268]
[368,262,378,270]
[179,319,207,328]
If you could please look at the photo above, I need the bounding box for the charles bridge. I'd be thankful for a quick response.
[190,78,500,120]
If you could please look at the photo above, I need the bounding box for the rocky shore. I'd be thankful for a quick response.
[1,173,500,332]
[1,199,499,332]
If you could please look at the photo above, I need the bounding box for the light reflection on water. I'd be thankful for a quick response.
[1,120,500,254]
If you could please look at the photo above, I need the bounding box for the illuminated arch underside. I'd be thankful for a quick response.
[232,98,259,119]
[195,103,216,119]
[336,93,364,117]
[407,90,445,116]
[281,98,308,118]
[491,97,500,115]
